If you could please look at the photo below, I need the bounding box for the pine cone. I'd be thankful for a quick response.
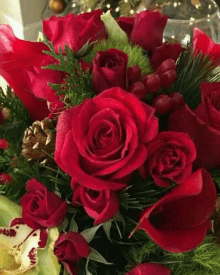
[22,118,55,165]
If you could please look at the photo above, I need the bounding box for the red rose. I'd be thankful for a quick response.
[169,82,220,168]
[72,180,119,225]
[130,10,168,52]
[117,16,135,37]
[192,28,220,66]
[54,231,90,275]
[150,42,185,69]
[43,10,107,54]
[21,179,68,229]
[0,25,52,121]
[133,169,216,252]
[93,48,128,94]
[125,263,171,275]
[55,88,158,191]
[141,131,196,187]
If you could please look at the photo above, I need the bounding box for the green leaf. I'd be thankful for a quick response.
[69,215,78,232]
[89,248,113,265]
[81,224,102,243]
[103,220,112,242]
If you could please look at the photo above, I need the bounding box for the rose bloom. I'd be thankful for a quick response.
[169,82,220,168]
[93,48,128,94]
[72,180,120,225]
[21,179,68,229]
[43,10,107,54]
[141,131,196,187]
[118,10,168,52]
[125,263,171,275]
[133,169,216,253]
[55,87,158,191]
[54,231,90,275]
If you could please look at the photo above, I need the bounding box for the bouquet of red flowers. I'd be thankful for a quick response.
[0,9,220,275]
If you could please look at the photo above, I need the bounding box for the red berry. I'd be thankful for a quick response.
[0,139,9,149]
[160,70,177,88]
[170,92,185,109]
[0,173,13,184]
[143,73,161,93]
[127,65,141,83]
[128,81,146,100]
[153,94,172,114]
[157,59,176,76]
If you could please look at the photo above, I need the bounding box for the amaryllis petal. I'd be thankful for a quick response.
[192,28,220,66]
[126,263,171,275]
[0,25,50,121]
[132,169,216,252]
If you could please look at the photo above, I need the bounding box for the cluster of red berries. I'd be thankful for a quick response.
[127,59,185,114]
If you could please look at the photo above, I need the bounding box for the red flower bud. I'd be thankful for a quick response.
[127,65,141,83]
[0,173,13,184]
[170,92,185,109]
[157,58,176,76]
[160,70,177,88]
[143,73,161,93]
[153,94,172,114]
[128,81,146,100]
[0,139,9,149]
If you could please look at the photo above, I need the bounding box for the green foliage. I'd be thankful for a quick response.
[171,44,220,110]
[84,39,152,75]
[210,169,220,195]
[43,44,95,107]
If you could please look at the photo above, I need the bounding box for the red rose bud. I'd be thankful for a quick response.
[143,73,161,93]
[21,179,68,229]
[170,92,185,109]
[127,65,141,84]
[128,81,146,100]
[0,173,13,184]
[0,139,9,149]
[54,231,90,275]
[153,94,172,114]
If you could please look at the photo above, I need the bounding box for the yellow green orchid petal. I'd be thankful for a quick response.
[0,196,21,227]
[37,228,61,275]
[0,220,46,274]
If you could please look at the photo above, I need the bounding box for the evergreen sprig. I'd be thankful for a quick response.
[43,44,94,107]
[171,44,220,110]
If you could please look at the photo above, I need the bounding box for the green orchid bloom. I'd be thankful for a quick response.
[0,195,61,275]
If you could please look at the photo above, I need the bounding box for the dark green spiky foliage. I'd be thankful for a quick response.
[43,43,95,107]
[169,43,220,110]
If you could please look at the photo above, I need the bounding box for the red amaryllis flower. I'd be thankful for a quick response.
[0,25,51,121]
[54,232,90,275]
[169,82,220,168]
[130,10,168,52]
[192,28,220,66]
[72,181,120,225]
[132,169,216,252]
[125,263,171,275]
[55,87,158,191]
[43,10,107,54]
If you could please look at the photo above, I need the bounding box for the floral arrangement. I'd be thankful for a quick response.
[1,8,220,275]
